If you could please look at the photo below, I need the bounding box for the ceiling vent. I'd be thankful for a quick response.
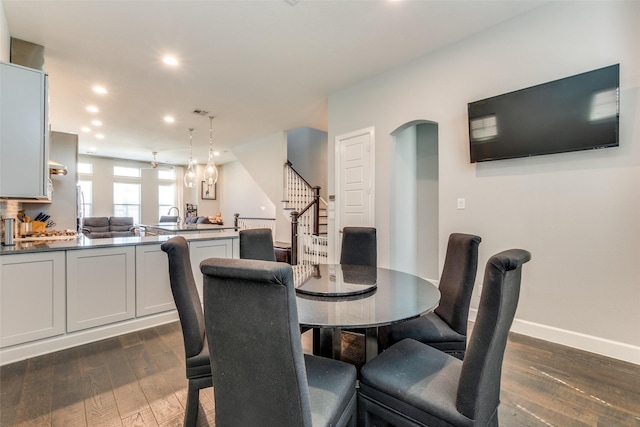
[192,109,209,116]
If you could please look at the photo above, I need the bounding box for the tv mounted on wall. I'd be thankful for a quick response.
[468,64,619,163]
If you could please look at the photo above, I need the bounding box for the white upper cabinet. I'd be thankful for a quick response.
[0,62,49,199]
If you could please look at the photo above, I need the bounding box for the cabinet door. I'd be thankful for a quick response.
[135,244,175,317]
[0,62,49,199]
[66,247,135,332]
[0,252,65,347]
[189,239,234,302]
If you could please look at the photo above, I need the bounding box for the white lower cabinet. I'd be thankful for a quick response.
[0,252,65,348]
[66,246,136,332]
[189,239,234,302]
[135,244,175,317]
[0,236,238,364]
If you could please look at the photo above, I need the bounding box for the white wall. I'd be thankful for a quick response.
[232,131,289,242]
[287,126,328,200]
[391,125,418,274]
[328,2,640,364]
[219,161,275,228]
[0,0,9,62]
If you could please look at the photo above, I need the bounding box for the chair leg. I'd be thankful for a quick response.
[184,380,200,427]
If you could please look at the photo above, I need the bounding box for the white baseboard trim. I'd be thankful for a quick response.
[469,309,640,366]
[0,311,179,366]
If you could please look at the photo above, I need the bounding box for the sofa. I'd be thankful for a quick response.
[183,216,210,224]
[82,217,136,239]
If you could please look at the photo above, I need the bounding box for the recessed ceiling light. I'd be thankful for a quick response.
[92,86,108,94]
[81,127,91,132]
[164,116,175,123]
[213,151,220,156]
[91,120,102,126]
[86,105,99,113]
[163,56,179,66]
[95,134,105,139]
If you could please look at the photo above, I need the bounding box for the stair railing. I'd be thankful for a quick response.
[284,162,328,265]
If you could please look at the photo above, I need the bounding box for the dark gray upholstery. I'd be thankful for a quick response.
[108,216,135,237]
[358,249,531,427]
[82,216,136,239]
[340,227,377,267]
[378,233,481,359]
[159,215,179,222]
[160,236,212,427]
[81,217,110,238]
[184,216,210,224]
[239,228,277,262]
[200,257,357,427]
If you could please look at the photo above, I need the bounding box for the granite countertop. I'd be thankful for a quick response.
[140,223,237,232]
[0,231,239,255]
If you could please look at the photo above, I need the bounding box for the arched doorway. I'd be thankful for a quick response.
[390,120,439,280]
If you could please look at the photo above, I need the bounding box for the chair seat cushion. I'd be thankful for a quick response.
[185,338,212,379]
[359,339,472,427]
[379,312,467,350]
[305,354,357,427]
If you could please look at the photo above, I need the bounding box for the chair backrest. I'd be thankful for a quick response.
[201,258,312,426]
[160,236,206,360]
[239,228,277,262]
[159,215,178,223]
[434,233,482,336]
[340,227,377,267]
[456,249,531,425]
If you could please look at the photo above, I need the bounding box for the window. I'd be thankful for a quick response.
[78,180,93,218]
[158,169,175,180]
[114,182,141,224]
[158,184,176,220]
[77,162,93,175]
[113,166,141,178]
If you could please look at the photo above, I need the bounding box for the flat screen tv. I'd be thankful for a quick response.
[468,64,619,163]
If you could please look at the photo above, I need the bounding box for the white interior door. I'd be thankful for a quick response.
[335,127,375,260]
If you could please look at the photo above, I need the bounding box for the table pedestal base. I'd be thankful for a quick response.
[312,327,379,363]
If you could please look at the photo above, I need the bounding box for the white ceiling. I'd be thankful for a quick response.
[3,0,545,168]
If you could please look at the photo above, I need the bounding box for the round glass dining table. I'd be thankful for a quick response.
[293,264,440,362]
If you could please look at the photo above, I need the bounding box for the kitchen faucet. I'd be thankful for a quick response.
[167,206,181,223]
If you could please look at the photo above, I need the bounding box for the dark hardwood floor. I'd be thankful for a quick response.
[1,321,639,426]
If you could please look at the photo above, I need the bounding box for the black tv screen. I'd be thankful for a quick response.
[468,64,619,163]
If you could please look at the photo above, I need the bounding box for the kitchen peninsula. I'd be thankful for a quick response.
[140,222,237,235]
[0,231,238,365]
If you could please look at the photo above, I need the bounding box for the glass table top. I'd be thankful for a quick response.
[294,264,440,329]
[293,264,377,297]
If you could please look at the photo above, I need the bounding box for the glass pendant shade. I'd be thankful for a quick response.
[203,115,219,185]
[183,128,197,188]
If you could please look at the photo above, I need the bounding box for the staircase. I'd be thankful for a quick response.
[283,162,328,265]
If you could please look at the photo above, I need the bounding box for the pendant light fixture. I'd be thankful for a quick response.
[203,115,219,185]
[183,128,197,188]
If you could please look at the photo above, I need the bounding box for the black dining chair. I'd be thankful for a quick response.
[358,249,531,427]
[378,233,482,359]
[239,228,277,261]
[337,226,377,346]
[340,227,377,267]
[200,257,358,427]
[160,236,212,427]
